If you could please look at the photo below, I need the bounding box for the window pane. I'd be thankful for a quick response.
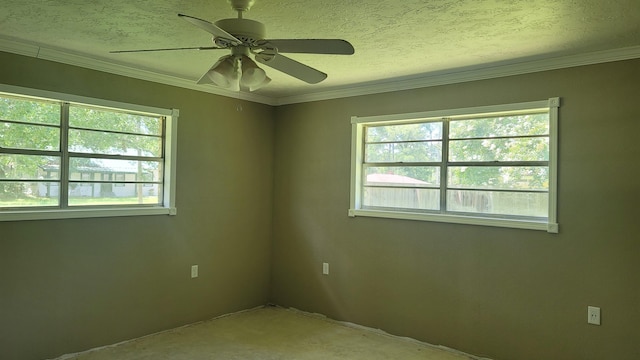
[69,157,162,183]
[365,142,442,163]
[0,154,60,180]
[0,181,59,207]
[0,96,60,125]
[448,166,548,190]
[68,129,162,157]
[366,122,442,142]
[0,122,60,151]
[449,137,548,162]
[447,190,547,217]
[68,183,162,206]
[364,187,440,210]
[365,167,439,187]
[449,113,548,139]
[69,106,162,135]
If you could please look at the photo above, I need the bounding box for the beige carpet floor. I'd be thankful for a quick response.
[54,306,482,360]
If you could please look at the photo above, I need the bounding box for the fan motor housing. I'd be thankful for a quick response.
[228,0,255,12]
[214,18,266,45]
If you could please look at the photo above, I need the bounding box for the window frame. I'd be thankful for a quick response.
[0,84,178,221]
[349,98,559,233]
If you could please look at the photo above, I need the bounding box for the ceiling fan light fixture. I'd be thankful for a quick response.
[250,75,271,91]
[240,55,267,88]
[206,56,238,88]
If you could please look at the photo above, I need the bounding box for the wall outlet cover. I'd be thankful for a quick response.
[587,306,601,325]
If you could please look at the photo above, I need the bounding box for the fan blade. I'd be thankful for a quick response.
[110,46,223,54]
[255,53,327,84]
[178,13,242,45]
[262,39,354,55]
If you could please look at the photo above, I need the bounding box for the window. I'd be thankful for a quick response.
[0,85,178,221]
[349,98,559,232]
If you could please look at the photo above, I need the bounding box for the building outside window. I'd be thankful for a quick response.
[0,85,178,221]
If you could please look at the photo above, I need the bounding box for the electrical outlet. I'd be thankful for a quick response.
[587,306,600,325]
[191,265,199,278]
[322,262,329,275]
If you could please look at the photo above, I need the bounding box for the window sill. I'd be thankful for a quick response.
[348,208,558,233]
[0,206,177,222]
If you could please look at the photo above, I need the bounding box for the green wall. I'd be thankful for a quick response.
[0,52,275,359]
[270,59,640,360]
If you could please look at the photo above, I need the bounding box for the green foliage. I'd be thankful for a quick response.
[1,96,60,200]
[448,114,549,190]
[449,113,549,139]
[1,95,164,203]
[0,96,60,151]
[69,106,162,135]
[0,96,60,125]
[364,114,550,191]
[366,122,442,142]
[68,129,163,157]
[68,105,163,157]
[366,122,443,183]
[366,142,442,163]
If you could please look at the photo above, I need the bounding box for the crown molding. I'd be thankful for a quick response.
[0,37,39,57]
[273,45,640,105]
[0,36,275,105]
[2,35,640,106]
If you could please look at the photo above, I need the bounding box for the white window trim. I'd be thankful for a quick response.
[349,98,560,233]
[0,84,178,221]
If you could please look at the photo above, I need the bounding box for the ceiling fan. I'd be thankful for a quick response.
[111,0,355,91]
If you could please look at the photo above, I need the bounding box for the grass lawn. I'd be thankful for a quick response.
[1,196,159,207]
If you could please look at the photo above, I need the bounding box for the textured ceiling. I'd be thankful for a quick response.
[1,0,640,102]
